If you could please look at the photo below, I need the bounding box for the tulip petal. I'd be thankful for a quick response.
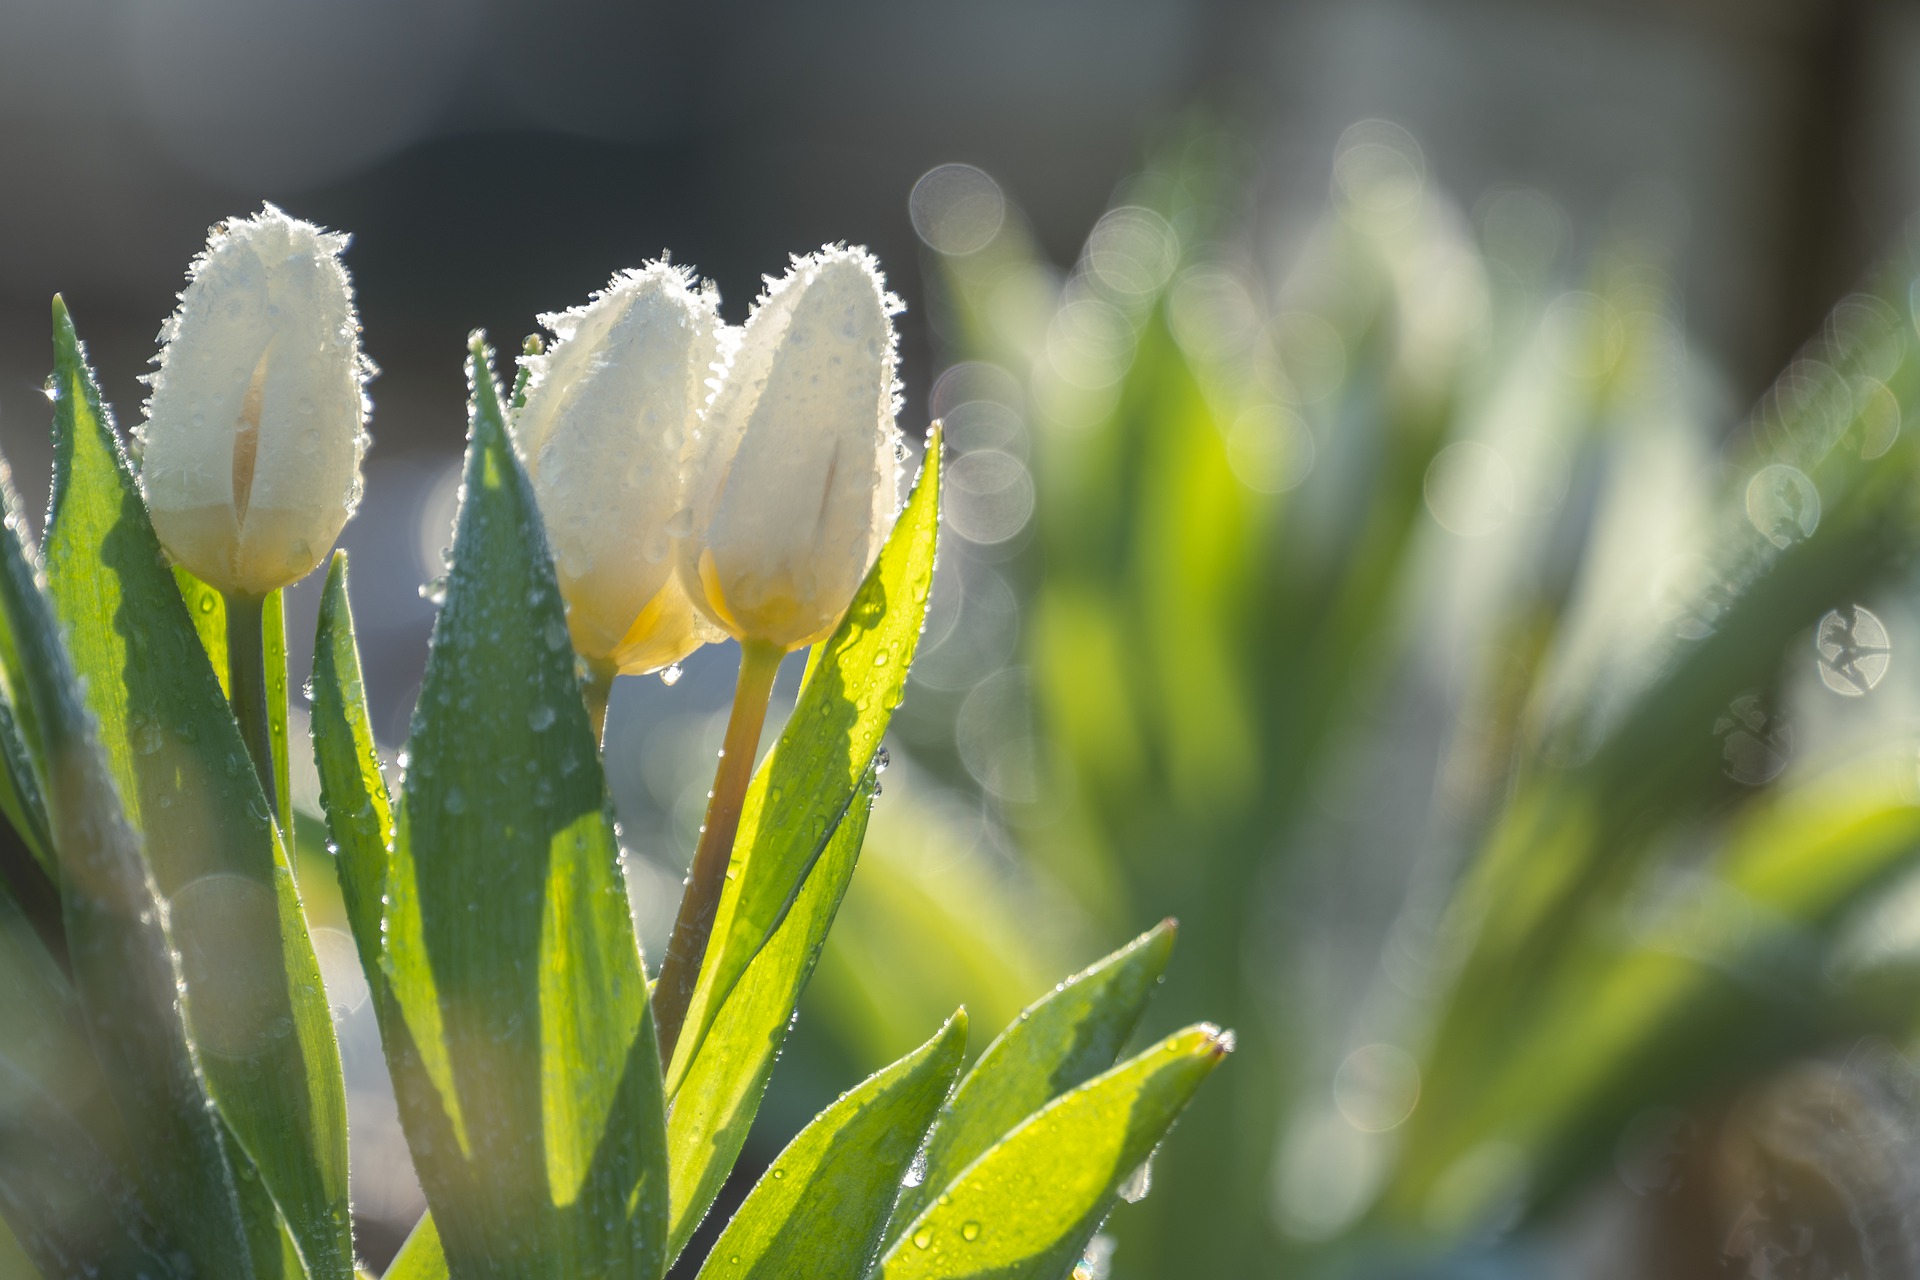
[686,247,904,650]
[518,264,723,670]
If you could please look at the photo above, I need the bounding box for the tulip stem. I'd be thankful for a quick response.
[223,591,277,821]
[652,639,785,1067]
[582,659,617,747]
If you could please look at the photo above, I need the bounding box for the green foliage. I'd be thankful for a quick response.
[665,770,878,1258]
[903,129,1920,1274]
[877,1024,1232,1278]
[891,921,1175,1234]
[666,429,944,1094]
[0,296,1225,1280]
[42,297,350,1280]
[0,349,246,1276]
[368,340,668,1278]
[699,1012,968,1280]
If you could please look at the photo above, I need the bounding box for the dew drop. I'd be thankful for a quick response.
[1746,464,1820,548]
[961,1221,981,1241]
[913,1230,933,1251]
[660,663,684,687]
[1815,604,1891,696]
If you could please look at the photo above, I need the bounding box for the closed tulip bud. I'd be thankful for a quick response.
[515,264,726,674]
[682,247,904,651]
[139,205,371,597]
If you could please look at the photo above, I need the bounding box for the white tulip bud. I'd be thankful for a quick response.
[682,247,904,651]
[516,264,725,674]
[139,205,371,597]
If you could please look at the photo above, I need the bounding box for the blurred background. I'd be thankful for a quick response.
[11,1,1920,1276]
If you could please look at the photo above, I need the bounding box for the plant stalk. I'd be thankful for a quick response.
[223,590,276,821]
[582,659,617,748]
[651,639,784,1067]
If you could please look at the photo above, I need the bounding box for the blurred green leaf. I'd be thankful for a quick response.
[0,874,90,1123]
[666,771,878,1260]
[698,1010,967,1280]
[667,433,943,1092]
[0,1057,189,1280]
[379,337,666,1278]
[0,872,192,1279]
[41,297,349,1280]
[807,785,1071,1073]
[890,920,1175,1235]
[1387,769,1920,1229]
[0,419,251,1277]
[878,1023,1232,1279]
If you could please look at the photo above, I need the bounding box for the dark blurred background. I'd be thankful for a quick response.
[0,0,1909,749]
[8,0,1920,1274]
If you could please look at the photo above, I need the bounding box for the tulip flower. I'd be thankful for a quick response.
[652,246,908,1064]
[515,264,725,712]
[138,204,371,816]
[140,204,371,600]
[680,246,905,653]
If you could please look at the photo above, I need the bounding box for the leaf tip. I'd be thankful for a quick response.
[939,1005,969,1053]
[50,295,81,361]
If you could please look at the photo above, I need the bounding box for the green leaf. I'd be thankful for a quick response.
[878,1024,1232,1279]
[172,572,294,842]
[0,1057,191,1280]
[667,770,878,1260]
[308,559,450,1280]
[174,566,227,686]
[309,553,392,1004]
[222,1118,308,1280]
[0,427,251,1277]
[0,516,53,887]
[40,298,350,1280]
[264,589,293,839]
[0,872,196,1279]
[1384,769,1920,1228]
[383,1213,447,1280]
[379,336,666,1278]
[698,1010,968,1280]
[0,691,52,879]
[0,874,90,1119]
[890,921,1176,1235]
[667,430,943,1091]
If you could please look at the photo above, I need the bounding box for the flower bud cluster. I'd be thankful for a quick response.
[518,246,906,669]
[136,207,908,670]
